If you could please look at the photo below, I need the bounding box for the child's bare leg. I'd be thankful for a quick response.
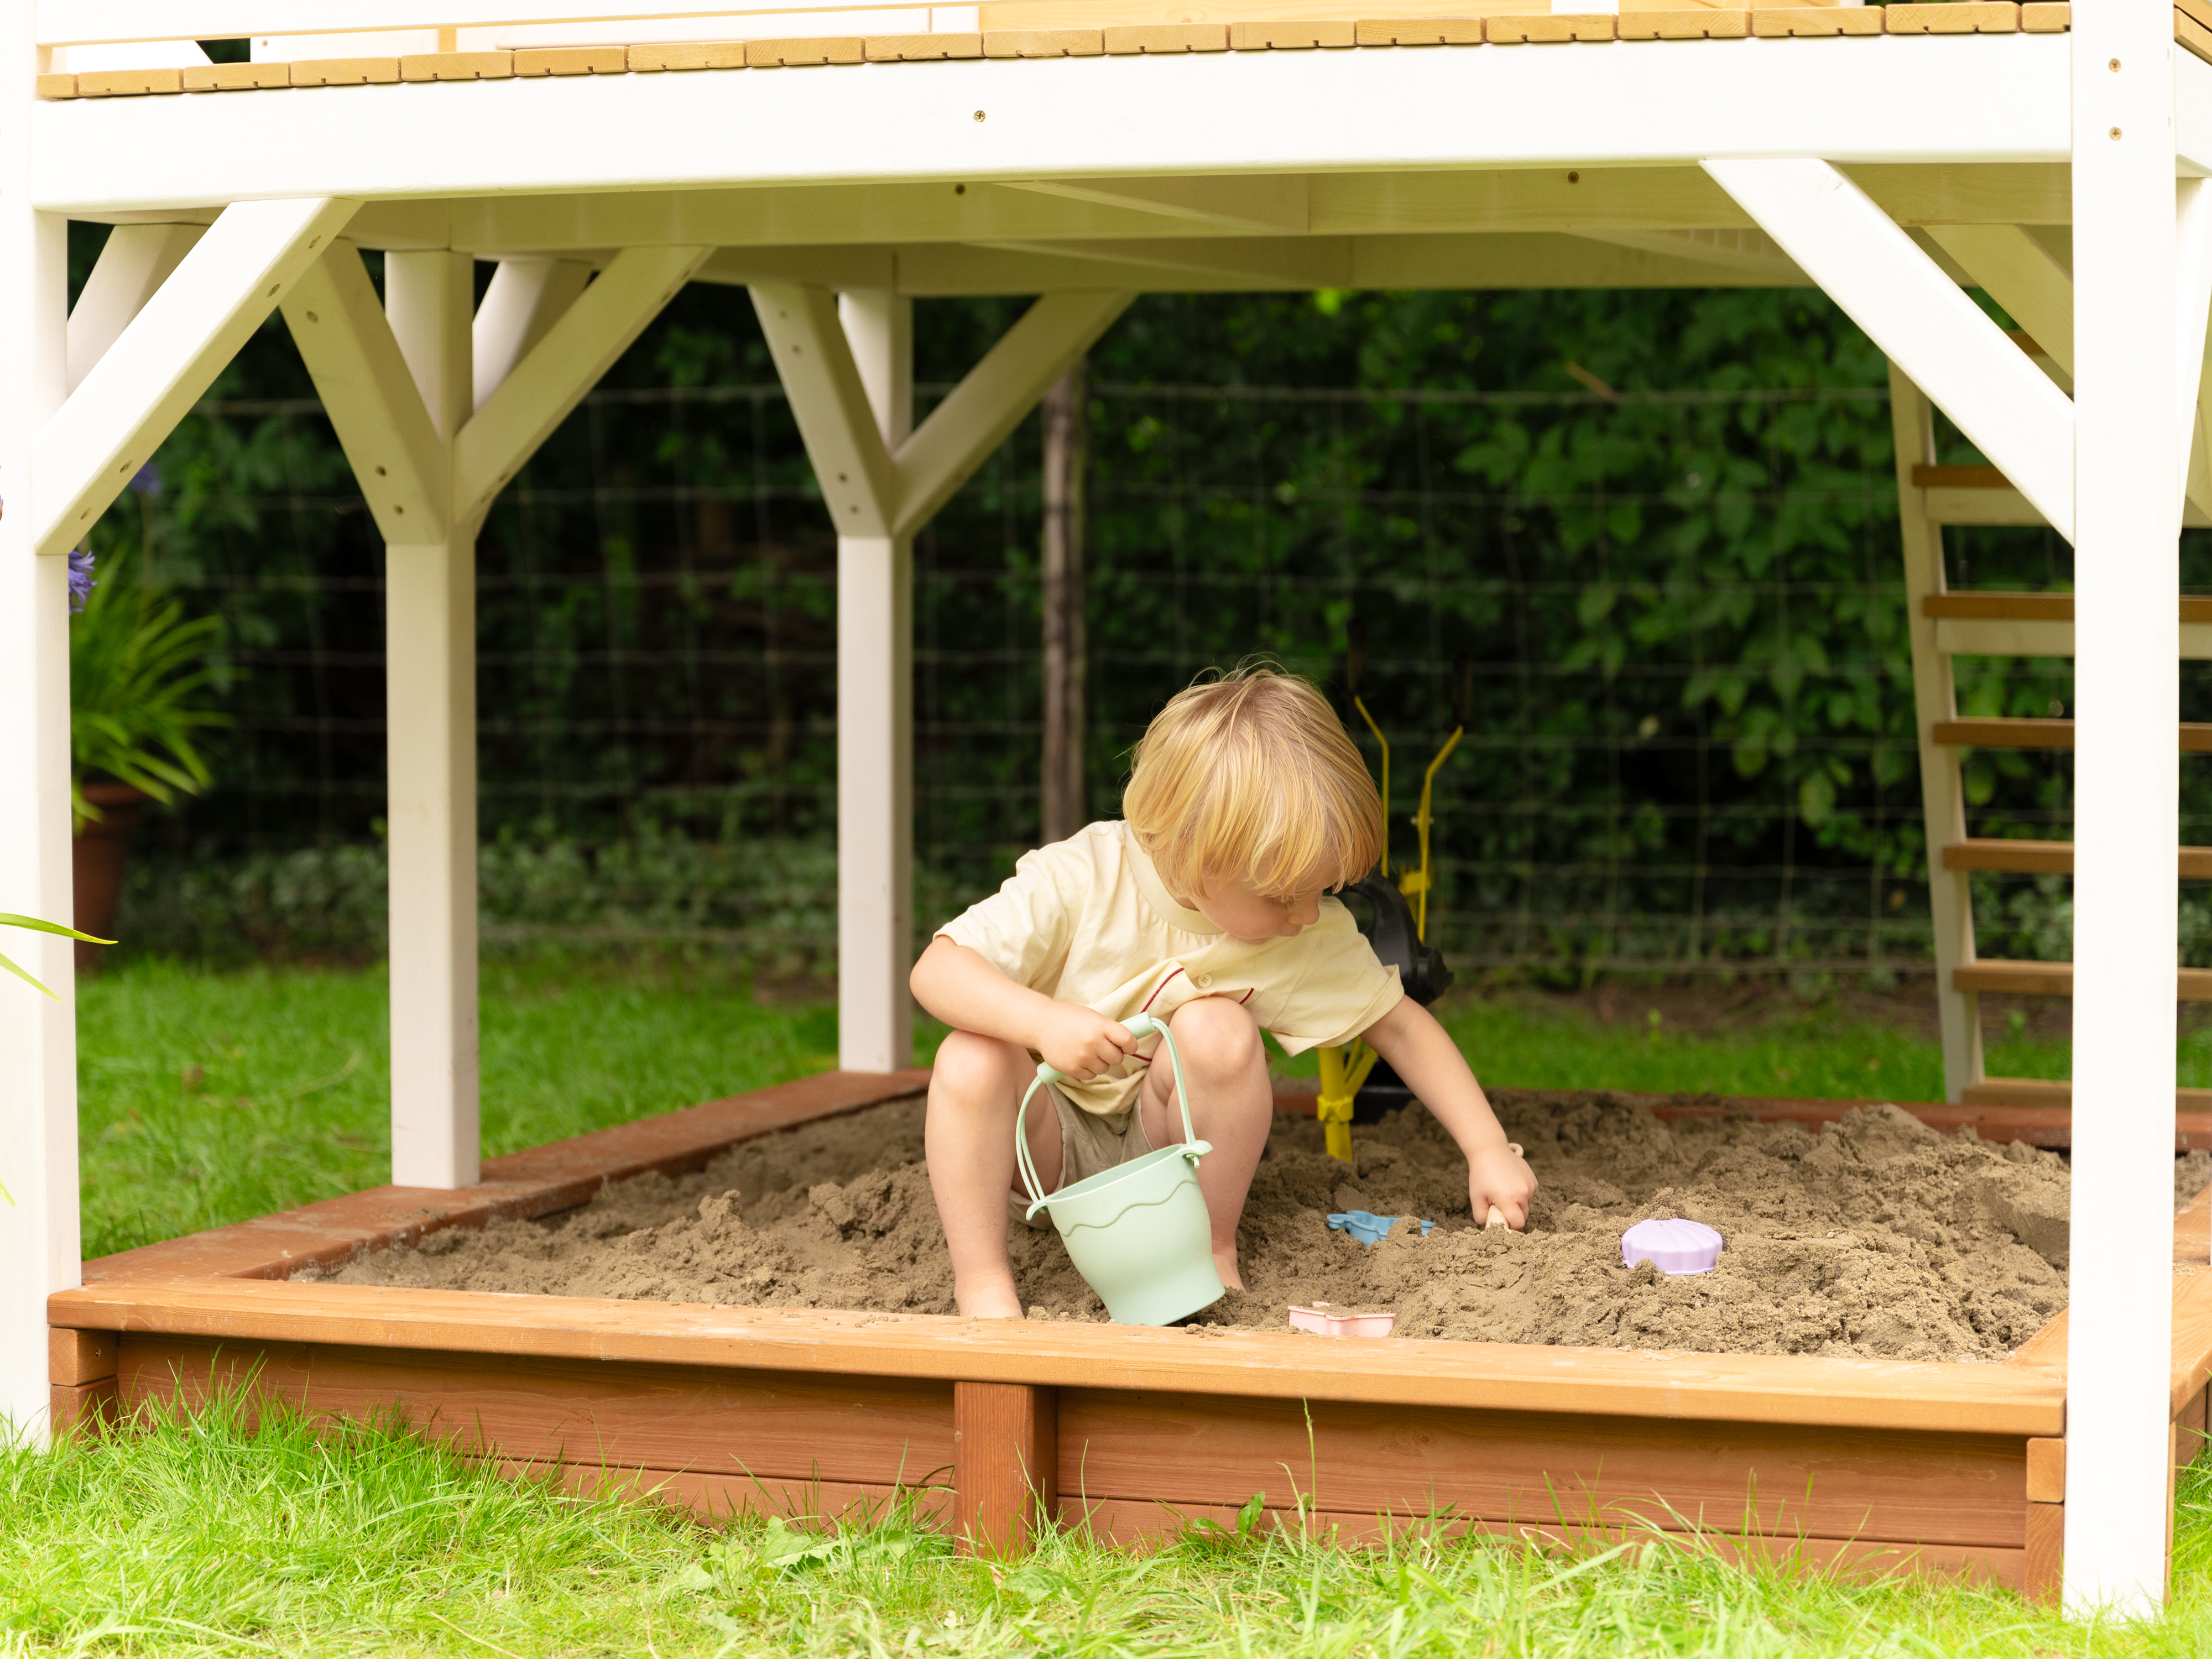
[1141,997,1273,1292]
[926,1030,1060,1318]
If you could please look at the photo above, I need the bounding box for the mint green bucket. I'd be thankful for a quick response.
[1015,1013,1227,1327]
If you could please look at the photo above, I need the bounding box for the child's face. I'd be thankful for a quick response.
[1194,873,1328,943]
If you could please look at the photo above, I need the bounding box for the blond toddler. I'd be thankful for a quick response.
[911,665,1538,1318]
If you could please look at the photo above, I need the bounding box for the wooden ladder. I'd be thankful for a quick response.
[1893,371,2212,1114]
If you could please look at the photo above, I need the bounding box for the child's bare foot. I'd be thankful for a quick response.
[1213,1248,1245,1293]
[956,1277,1024,1319]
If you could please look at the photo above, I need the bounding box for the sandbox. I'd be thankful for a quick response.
[45,1068,2212,1604]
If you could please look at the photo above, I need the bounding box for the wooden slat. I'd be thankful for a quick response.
[1933,718,2212,752]
[627,41,747,69]
[398,50,514,80]
[2179,1386,2209,1469]
[49,1379,118,1439]
[121,1334,958,1486]
[954,1381,1056,1556]
[1957,1079,2212,1150]
[2021,2,2069,30]
[2025,1501,2063,1606]
[50,1279,2066,1435]
[2169,1270,2212,1417]
[1055,1387,2032,1546]
[1356,16,1488,43]
[1617,9,1749,39]
[1752,8,1883,35]
[2182,5,2212,69]
[1912,463,2011,489]
[48,1327,116,1386]
[1229,19,1356,46]
[1942,838,2212,877]
[2178,1182,2212,1262]
[1885,2,2020,33]
[982,28,1105,54]
[34,72,76,98]
[76,67,182,95]
[529,1462,952,1525]
[289,58,401,86]
[1952,961,2212,1001]
[182,61,290,90]
[80,1067,928,1285]
[2025,1437,2064,1504]
[1921,593,2212,624]
[1066,1499,2028,1588]
[1103,23,1229,50]
[513,46,627,74]
[864,33,985,58]
[1486,14,1615,41]
[745,36,867,65]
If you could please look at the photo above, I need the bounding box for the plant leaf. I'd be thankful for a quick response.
[0,947,59,1000]
[0,912,113,945]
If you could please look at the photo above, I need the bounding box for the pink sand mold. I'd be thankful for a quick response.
[1620,1217,1723,1275]
[1287,1302,1396,1338]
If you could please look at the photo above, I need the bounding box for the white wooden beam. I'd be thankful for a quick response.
[2064,4,2182,1618]
[0,85,75,1439]
[279,244,447,542]
[982,236,1350,289]
[454,243,708,528]
[472,256,591,413]
[2174,178,2212,518]
[1923,223,2076,375]
[32,196,358,559]
[65,221,201,393]
[1007,175,1309,234]
[1566,227,1803,283]
[1704,157,2075,544]
[749,281,894,537]
[891,289,1132,536]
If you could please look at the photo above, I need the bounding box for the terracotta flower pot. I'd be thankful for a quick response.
[73,781,149,971]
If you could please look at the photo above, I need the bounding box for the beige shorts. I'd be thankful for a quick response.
[1009,1082,1155,1229]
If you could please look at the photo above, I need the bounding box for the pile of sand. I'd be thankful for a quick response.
[316,1091,2211,1362]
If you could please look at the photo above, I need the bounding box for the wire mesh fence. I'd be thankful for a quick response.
[103,353,2119,980]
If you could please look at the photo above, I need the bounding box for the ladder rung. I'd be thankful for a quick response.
[1962,1077,2212,1113]
[1912,465,2010,490]
[1954,961,2212,1000]
[1921,593,2212,625]
[1942,839,2212,878]
[1932,718,2212,752]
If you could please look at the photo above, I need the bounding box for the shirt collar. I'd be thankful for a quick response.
[1118,822,1221,935]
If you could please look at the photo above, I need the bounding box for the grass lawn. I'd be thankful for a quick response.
[31,954,2209,1654]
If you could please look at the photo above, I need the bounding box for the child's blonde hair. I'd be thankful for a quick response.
[1123,664,1383,901]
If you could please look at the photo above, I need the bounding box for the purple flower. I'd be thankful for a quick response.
[128,462,163,497]
[68,549,95,614]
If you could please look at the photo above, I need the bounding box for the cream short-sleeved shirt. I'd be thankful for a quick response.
[936,820,1404,1117]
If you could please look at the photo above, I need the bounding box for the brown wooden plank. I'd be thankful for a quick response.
[982,28,1105,54]
[2021,1,2068,28]
[745,36,867,64]
[1953,961,2212,1002]
[1617,9,1748,39]
[1886,2,2018,32]
[289,58,401,86]
[1943,839,2212,878]
[1066,1497,2026,1586]
[509,1461,951,1525]
[2170,1269,2212,1416]
[627,41,748,69]
[1486,14,1614,41]
[34,73,77,98]
[1356,17,1486,43]
[954,1381,1057,1556]
[1103,23,1228,49]
[1229,20,1356,46]
[2025,1501,2063,1605]
[1751,8,1882,34]
[2179,1183,2211,1262]
[84,1068,927,1285]
[514,45,628,74]
[2026,1437,2064,1504]
[2179,1387,2207,1469]
[120,1334,956,1486]
[1912,463,2010,490]
[77,67,183,95]
[864,33,985,57]
[48,1327,117,1386]
[1056,1389,2032,1546]
[1921,593,2212,625]
[49,1379,118,1439]
[51,1279,2067,1436]
[2182,6,2212,69]
[182,61,291,90]
[398,50,514,80]
[1929,718,2212,753]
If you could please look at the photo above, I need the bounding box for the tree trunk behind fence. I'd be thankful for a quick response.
[1041,362,1088,843]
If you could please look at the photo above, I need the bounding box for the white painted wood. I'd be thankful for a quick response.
[455,244,708,526]
[1705,157,2076,544]
[30,196,357,560]
[2176,178,2212,512]
[54,38,208,67]
[280,245,450,542]
[2182,43,2212,180]
[1933,619,2212,661]
[2065,7,2183,1617]
[1009,176,1310,234]
[66,222,202,393]
[749,283,893,536]
[32,40,2073,216]
[491,7,923,45]
[251,29,441,59]
[834,290,912,1074]
[384,251,480,1191]
[46,0,931,41]
[0,0,75,1436]
[1563,227,1802,281]
[891,289,1131,536]
[472,257,591,413]
[1886,368,1982,1108]
[1925,223,2075,375]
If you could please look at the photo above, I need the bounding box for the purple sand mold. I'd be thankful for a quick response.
[1620,1217,1723,1275]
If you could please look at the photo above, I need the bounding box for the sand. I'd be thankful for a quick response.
[316,1091,2212,1362]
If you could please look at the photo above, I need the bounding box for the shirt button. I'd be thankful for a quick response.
[1194,973,1213,988]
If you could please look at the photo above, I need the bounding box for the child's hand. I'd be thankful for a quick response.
[1468,1141,1537,1231]
[1035,1005,1136,1082]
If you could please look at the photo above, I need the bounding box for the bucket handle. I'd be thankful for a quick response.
[1015,1011,1203,1220]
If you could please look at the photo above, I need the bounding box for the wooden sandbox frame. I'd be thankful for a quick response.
[45,1068,2212,1602]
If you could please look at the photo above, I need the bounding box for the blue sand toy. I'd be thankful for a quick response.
[1327,1209,1436,1246]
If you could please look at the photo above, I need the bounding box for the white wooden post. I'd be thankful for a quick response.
[384,252,480,1189]
[2064,4,2182,1614]
[1887,367,1984,1103]
[836,290,914,1074]
[0,29,77,1439]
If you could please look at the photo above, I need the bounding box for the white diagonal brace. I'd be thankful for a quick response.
[890,290,1134,539]
[280,244,447,544]
[66,222,203,393]
[1927,223,2075,377]
[34,196,357,559]
[1705,158,2075,542]
[749,282,894,538]
[472,256,592,414]
[455,243,709,528]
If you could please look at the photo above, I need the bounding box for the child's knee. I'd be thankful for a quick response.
[931,1029,1030,1102]
[1169,995,1264,1072]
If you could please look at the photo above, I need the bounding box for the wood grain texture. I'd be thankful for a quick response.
[1356,18,1488,44]
[1751,8,1883,34]
[77,68,183,95]
[512,1462,952,1524]
[398,51,514,80]
[627,41,749,69]
[1952,961,2212,1001]
[955,1381,1057,1556]
[746,38,867,65]
[34,74,77,98]
[48,1327,117,1387]
[2025,1501,2063,1605]
[51,1279,2067,1436]
[2179,1387,2206,1469]
[1103,23,1229,50]
[2021,1,2067,27]
[1065,1498,2026,1586]
[2179,1185,2212,1264]
[1958,1079,2212,1145]
[515,47,629,74]
[81,1070,927,1285]
[2182,6,2212,69]
[1487,15,1616,41]
[2171,1269,2212,1416]
[119,1334,956,1486]
[1055,1389,2032,1546]
[1926,718,2212,752]
[182,62,291,91]
[982,29,1106,54]
[865,34,985,58]
[1921,593,2212,625]
[288,59,401,86]
[2025,1437,2064,1504]
[49,1379,118,1439]
[1229,20,1356,46]
[1886,2,2018,32]
[1617,10,1749,39]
